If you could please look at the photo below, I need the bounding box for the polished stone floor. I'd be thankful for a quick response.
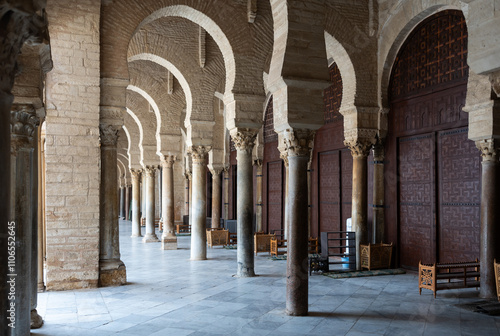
[32,220,500,335]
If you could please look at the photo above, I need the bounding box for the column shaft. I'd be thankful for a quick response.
[233,132,256,277]
[99,125,126,286]
[143,167,159,242]
[190,147,209,260]
[352,155,368,270]
[184,174,190,217]
[125,184,131,220]
[211,170,222,228]
[223,168,229,220]
[119,186,125,218]
[255,162,263,232]
[161,155,177,249]
[141,174,146,223]
[130,170,142,237]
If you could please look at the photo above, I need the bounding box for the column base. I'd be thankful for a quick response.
[190,257,207,261]
[285,309,308,316]
[37,282,45,292]
[142,233,160,243]
[99,259,127,286]
[30,309,43,329]
[236,268,256,278]
[130,233,142,238]
[161,236,178,250]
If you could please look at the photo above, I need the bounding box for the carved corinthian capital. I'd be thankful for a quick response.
[476,139,500,162]
[100,124,119,147]
[130,169,142,181]
[345,138,373,158]
[188,146,211,164]
[160,154,176,168]
[283,129,315,157]
[144,165,157,178]
[11,105,39,152]
[231,130,257,153]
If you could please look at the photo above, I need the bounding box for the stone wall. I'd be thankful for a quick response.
[44,0,101,290]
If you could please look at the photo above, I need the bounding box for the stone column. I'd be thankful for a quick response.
[280,152,289,240]
[184,173,190,217]
[210,168,222,228]
[254,160,263,232]
[232,131,257,277]
[476,139,500,298]
[189,146,210,260]
[161,155,177,249]
[143,166,159,243]
[125,183,131,220]
[283,130,314,316]
[99,125,126,286]
[223,167,229,220]
[10,107,40,333]
[37,132,45,291]
[130,169,142,237]
[119,183,125,219]
[372,139,385,243]
[141,173,147,224]
[346,140,372,270]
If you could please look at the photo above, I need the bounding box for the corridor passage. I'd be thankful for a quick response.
[32,221,500,336]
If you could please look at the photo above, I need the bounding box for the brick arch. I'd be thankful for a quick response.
[128,54,192,126]
[324,32,355,113]
[117,158,127,179]
[379,1,464,107]
[101,1,271,98]
[125,107,145,166]
[122,124,141,169]
[127,85,161,155]
[117,153,130,170]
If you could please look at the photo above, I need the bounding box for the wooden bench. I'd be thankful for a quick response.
[270,237,319,257]
[176,224,191,234]
[141,217,161,227]
[418,260,480,298]
[206,229,228,248]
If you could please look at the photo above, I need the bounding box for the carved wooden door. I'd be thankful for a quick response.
[437,127,481,263]
[398,133,436,267]
[318,151,341,232]
[267,160,283,234]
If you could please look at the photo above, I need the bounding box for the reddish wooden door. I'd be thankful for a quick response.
[398,133,436,267]
[267,161,283,233]
[318,151,340,232]
[437,127,481,263]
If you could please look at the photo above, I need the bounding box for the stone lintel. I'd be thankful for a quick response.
[224,93,265,131]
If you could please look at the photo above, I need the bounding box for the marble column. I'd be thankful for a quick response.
[37,132,46,292]
[372,140,385,243]
[210,168,222,228]
[125,183,131,220]
[119,183,125,219]
[281,152,289,240]
[284,130,314,316]
[10,107,40,334]
[477,139,500,298]
[346,140,371,270]
[130,169,142,237]
[233,131,257,277]
[143,166,159,243]
[254,160,263,232]
[99,125,127,286]
[141,173,147,224]
[223,167,229,220]
[189,146,210,260]
[184,173,190,217]
[161,155,177,250]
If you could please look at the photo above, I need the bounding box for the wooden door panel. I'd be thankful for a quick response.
[267,161,283,233]
[437,127,480,263]
[398,134,435,267]
[341,149,352,231]
[318,151,340,232]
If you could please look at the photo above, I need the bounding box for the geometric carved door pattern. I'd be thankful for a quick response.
[319,151,341,233]
[398,133,436,268]
[437,127,480,263]
[267,160,283,234]
[398,128,481,268]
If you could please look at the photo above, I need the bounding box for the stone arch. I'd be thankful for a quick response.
[117,158,127,181]
[128,54,193,128]
[379,1,464,107]
[324,32,356,113]
[125,107,145,165]
[127,85,162,154]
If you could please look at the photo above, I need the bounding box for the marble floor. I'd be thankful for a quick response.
[32,221,500,335]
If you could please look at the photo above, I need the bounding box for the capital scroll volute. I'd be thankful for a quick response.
[231,130,257,153]
[99,124,120,147]
[188,146,211,164]
[476,139,500,162]
[161,154,177,168]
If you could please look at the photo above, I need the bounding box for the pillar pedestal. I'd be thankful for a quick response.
[99,124,126,286]
[476,139,500,298]
[232,131,257,277]
[161,155,177,250]
[143,166,159,243]
[189,146,210,260]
